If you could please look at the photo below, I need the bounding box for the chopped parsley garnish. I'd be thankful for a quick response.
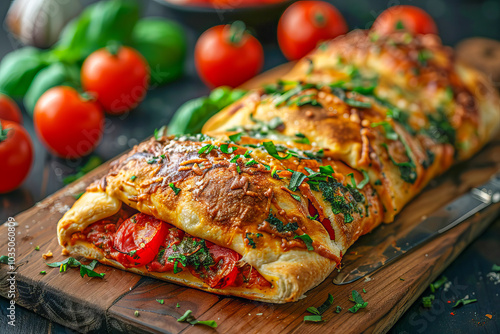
[371,121,399,141]
[308,214,318,220]
[453,298,477,308]
[134,310,140,317]
[35,246,40,251]
[198,144,215,155]
[348,290,368,313]
[245,159,258,166]
[422,108,456,147]
[291,194,301,201]
[176,303,180,308]
[40,271,46,275]
[294,133,310,144]
[169,183,181,195]
[422,294,435,308]
[417,49,433,66]
[307,293,334,317]
[262,141,292,160]
[303,315,323,322]
[130,175,137,181]
[156,299,164,304]
[335,306,342,313]
[294,234,314,251]
[381,142,417,184]
[347,171,370,190]
[331,87,371,108]
[0,256,9,264]
[177,310,218,328]
[288,170,307,191]
[245,233,263,249]
[318,178,362,223]
[374,179,382,186]
[46,258,105,278]
[430,276,448,293]
[266,213,298,233]
[167,237,214,271]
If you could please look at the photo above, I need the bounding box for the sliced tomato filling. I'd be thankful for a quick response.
[79,210,270,290]
[308,201,336,240]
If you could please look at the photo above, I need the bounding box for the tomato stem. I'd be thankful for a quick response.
[0,121,11,143]
[228,21,246,45]
[106,41,121,56]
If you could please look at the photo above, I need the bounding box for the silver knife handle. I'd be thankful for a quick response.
[472,172,500,204]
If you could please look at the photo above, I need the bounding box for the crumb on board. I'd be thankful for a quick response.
[42,251,53,260]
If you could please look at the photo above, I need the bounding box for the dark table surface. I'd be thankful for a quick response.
[1,0,499,333]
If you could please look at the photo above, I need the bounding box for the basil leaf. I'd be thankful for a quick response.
[220,144,237,154]
[288,171,307,191]
[348,290,368,313]
[262,141,292,160]
[168,87,247,135]
[294,234,314,251]
[0,47,47,98]
[229,132,243,143]
[80,260,105,278]
[24,62,80,115]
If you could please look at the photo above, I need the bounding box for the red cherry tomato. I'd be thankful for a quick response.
[195,21,264,88]
[0,94,22,124]
[34,86,104,159]
[0,120,33,193]
[278,1,348,61]
[372,5,438,36]
[113,213,169,267]
[81,45,150,115]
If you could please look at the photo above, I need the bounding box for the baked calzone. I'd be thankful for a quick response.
[57,30,500,303]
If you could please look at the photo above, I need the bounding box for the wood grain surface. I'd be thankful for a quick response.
[1,62,499,334]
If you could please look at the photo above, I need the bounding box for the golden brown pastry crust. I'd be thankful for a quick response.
[58,30,500,303]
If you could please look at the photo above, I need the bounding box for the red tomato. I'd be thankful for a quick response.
[146,227,185,272]
[113,213,169,267]
[0,94,22,124]
[308,201,335,240]
[84,220,117,253]
[372,5,438,35]
[278,1,348,61]
[238,264,271,288]
[0,120,33,193]
[81,46,150,115]
[203,244,240,288]
[34,86,104,159]
[195,21,264,88]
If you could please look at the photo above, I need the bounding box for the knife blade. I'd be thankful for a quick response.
[332,172,500,285]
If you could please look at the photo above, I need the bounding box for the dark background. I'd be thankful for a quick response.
[1,0,499,333]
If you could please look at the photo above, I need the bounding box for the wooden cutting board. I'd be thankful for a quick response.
[1,61,500,334]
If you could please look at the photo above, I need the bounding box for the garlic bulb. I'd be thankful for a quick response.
[6,0,83,49]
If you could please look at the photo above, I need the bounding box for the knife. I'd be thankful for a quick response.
[332,172,500,285]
